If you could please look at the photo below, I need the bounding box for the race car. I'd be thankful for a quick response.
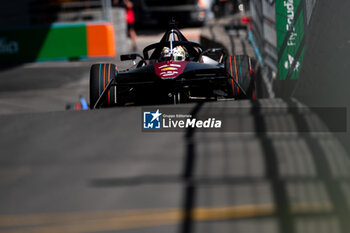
[89,23,255,109]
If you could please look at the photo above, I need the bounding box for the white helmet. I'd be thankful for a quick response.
[160,46,187,61]
[172,46,186,61]
[161,47,171,58]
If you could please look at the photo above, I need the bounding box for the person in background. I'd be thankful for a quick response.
[113,0,138,51]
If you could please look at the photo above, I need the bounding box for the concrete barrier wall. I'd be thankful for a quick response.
[249,0,350,151]
[0,22,116,63]
[291,0,350,151]
[87,22,116,58]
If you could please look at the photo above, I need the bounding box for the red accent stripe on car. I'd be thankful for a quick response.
[115,65,118,104]
[108,64,111,104]
[103,64,106,91]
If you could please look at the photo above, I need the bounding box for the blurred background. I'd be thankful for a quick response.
[0,1,350,233]
[0,0,251,61]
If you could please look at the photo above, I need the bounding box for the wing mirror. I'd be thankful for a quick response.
[120,54,136,61]
[202,48,224,55]
[201,48,225,63]
[120,53,144,61]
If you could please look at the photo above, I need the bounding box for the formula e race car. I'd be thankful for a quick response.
[89,23,255,109]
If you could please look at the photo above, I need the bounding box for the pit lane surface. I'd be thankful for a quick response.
[1,96,349,233]
[0,23,350,233]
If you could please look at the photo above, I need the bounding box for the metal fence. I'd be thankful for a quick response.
[249,0,277,97]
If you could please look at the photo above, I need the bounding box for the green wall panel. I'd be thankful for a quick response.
[0,24,87,63]
[276,0,306,80]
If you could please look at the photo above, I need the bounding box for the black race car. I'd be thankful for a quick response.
[89,23,255,109]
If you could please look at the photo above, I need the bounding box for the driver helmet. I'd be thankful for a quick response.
[160,46,187,61]
[161,47,171,59]
[173,46,186,61]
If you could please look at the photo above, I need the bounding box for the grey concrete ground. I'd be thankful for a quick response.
[0,98,349,233]
[0,62,90,114]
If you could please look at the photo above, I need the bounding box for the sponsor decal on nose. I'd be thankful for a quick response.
[154,61,188,79]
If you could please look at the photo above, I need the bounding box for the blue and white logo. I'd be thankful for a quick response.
[143,109,162,129]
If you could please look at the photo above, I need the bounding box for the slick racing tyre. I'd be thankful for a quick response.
[225,55,255,99]
[90,63,118,108]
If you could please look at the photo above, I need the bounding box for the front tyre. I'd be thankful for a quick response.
[90,63,117,108]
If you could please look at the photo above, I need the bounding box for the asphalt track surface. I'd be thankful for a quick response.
[0,10,350,233]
